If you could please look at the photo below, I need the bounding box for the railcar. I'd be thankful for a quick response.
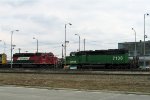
[66,49,139,69]
[0,53,7,65]
[13,52,58,68]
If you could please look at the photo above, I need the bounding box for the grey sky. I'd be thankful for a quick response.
[0,0,150,58]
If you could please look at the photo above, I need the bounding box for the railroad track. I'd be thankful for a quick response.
[0,68,150,75]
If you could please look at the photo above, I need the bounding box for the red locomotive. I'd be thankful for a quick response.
[13,52,58,68]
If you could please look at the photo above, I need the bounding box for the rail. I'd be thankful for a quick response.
[0,68,150,75]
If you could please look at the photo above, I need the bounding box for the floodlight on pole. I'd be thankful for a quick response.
[11,30,19,68]
[143,13,149,68]
[132,28,137,57]
[33,37,38,53]
[75,34,80,52]
[64,23,72,66]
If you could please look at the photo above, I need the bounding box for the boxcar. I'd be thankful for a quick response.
[66,49,135,69]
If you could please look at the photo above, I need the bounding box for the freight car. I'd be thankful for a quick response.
[65,49,139,69]
[0,53,7,66]
[13,52,58,68]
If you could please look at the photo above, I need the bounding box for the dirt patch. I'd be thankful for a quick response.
[0,73,150,93]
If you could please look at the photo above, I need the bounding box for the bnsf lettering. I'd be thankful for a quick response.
[113,56,123,61]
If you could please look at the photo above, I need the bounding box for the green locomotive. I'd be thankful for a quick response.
[66,49,138,69]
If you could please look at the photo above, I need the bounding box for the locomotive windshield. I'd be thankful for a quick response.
[70,52,76,56]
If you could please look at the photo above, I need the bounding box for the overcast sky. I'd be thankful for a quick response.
[0,0,150,58]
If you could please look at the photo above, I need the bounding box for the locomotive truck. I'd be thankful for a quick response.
[65,49,139,69]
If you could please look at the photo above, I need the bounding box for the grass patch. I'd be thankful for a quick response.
[0,73,150,93]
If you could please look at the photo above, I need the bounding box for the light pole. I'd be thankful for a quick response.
[33,37,38,53]
[62,44,64,59]
[84,38,85,51]
[11,30,19,68]
[144,13,149,68]
[75,34,80,52]
[18,48,21,53]
[64,23,72,66]
[132,28,136,57]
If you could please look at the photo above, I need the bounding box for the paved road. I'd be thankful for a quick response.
[0,86,150,100]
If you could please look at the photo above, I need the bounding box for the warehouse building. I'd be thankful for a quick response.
[118,40,150,68]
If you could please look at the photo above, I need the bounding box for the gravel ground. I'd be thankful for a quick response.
[0,73,150,93]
